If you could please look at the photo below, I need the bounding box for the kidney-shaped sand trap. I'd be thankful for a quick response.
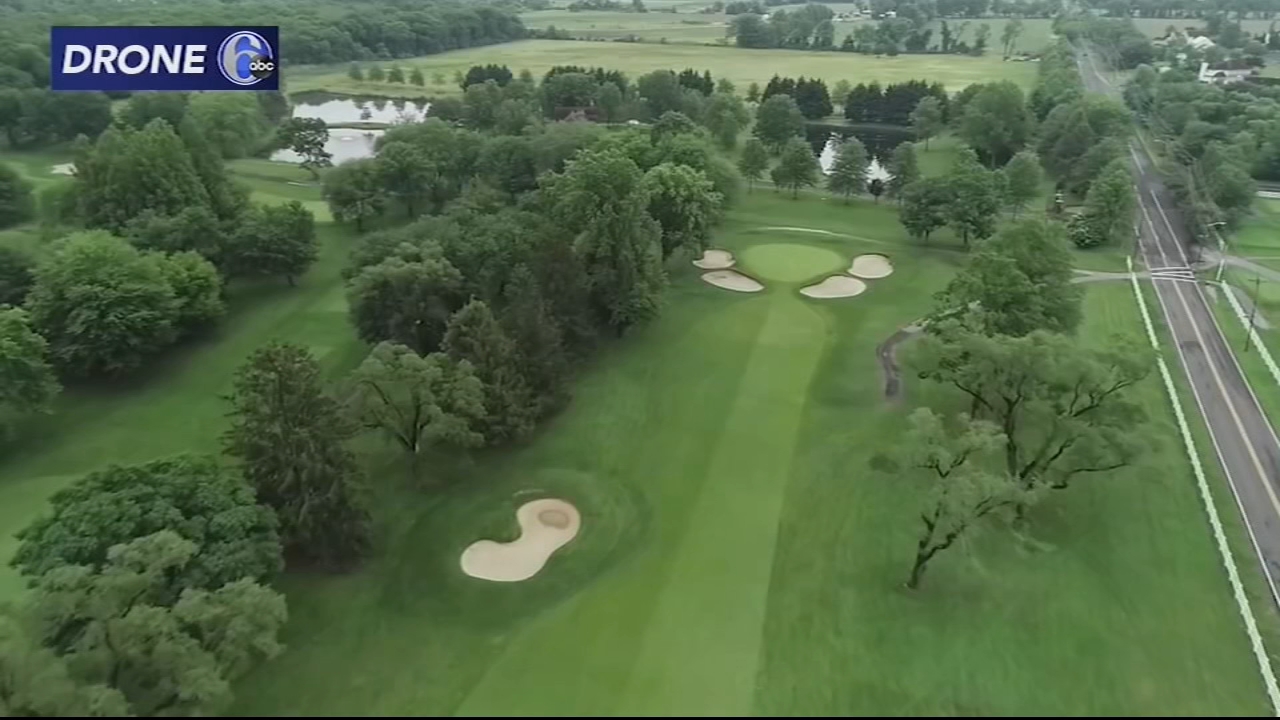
[701,270,764,293]
[849,254,894,279]
[460,498,581,582]
[693,249,735,270]
[800,275,868,299]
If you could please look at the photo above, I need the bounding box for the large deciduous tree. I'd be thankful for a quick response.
[0,243,34,306]
[225,201,318,284]
[0,306,58,436]
[944,148,1003,248]
[276,117,332,179]
[223,342,371,567]
[703,91,750,149]
[322,158,386,232]
[186,93,269,159]
[1001,150,1042,216]
[826,136,868,203]
[26,231,179,377]
[349,341,485,455]
[442,300,536,443]
[909,96,944,150]
[894,408,1023,589]
[899,177,951,242]
[887,142,920,201]
[152,250,225,333]
[738,137,770,192]
[910,326,1151,502]
[348,252,466,355]
[770,136,820,198]
[754,94,806,151]
[935,219,1083,336]
[1071,158,1135,249]
[642,162,722,258]
[13,455,281,594]
[29,530,286,716]
[959,81,1033,167]
[0,610,128,716]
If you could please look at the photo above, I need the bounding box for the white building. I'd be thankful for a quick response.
[1188,35,1217,51]
[1198,61,1256,84]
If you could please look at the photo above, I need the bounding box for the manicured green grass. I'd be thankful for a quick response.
[0,154,1271,714]
[1231,198,1280,261]
[287,39,1039,99]
[741,242,843,281]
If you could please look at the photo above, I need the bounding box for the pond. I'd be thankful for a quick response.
[808,123,914,181]
[269,92,431,164]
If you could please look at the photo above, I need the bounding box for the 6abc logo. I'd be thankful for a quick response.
[218,30,275,86]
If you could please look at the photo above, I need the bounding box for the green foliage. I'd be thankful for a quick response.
[770,136,819,198]
[0,243,34,306]
[0,610,128,716]
[30,530,286,716]
[120,92,189,132]
[348,253,466,356]
[910,325,1152,495]
[477,135,539,197]
[936,219,1083,336]
[151,250,226,333]
[0,305,59,435]
[223,342,371,567]
[443,301,536,444]
[909,96,944,150]
[0,161,34,229]
[464,80,505,129]
[1073,159,1135,249]
[350,341,485,453]
[753,95,805,151]
[186,93,269,159]
[1001,150,1042,216]
[958,81,1032,166]
[27,231,179,377]
[895,408,1022,589]
[123,205,225,263]
[944,148,1003,248]
[348,63,363,81]
[826,137,868,203]
[898,176,951,241]
[322,158,386,231]
[410,67,426,86]
[276,117,332,179]
[499,265,571,416]
[636,70,685,117]
[1036,95,1130,195]
[886,141,919,199]
[13,455,281,593]
[226,201,318,284]
[388,66,406,84]
[75,120,211,232]
[738,137,770,191]
[642,162,722,257]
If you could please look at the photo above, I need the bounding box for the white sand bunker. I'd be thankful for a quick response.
[693,249,735,270]
[460,498,581,582]
[800,275,867,299]
[849,254,894,279]
[701,270,764,293]
[49,163,75,176]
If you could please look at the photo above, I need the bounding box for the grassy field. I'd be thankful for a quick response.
[287,38,1039,99]
[0,143,1274,713]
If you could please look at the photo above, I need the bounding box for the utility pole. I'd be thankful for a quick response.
[1209,220,1228,283]
[1245,273,1262,354]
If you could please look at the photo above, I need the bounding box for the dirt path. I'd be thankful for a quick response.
[876,323,923,402]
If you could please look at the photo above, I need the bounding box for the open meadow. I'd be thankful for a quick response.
[2,145,1269,713]
[287,38,1039,99]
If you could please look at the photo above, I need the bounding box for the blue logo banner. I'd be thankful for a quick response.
[51,26,280,91]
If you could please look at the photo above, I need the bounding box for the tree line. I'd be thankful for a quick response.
[0,0,525,67]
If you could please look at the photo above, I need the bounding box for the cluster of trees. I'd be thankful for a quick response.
[762,75,835,119]
[897,145,1010,247]
[730,3,838,49]
[1123,61,1265,231]
[0,455,289,715]
[567,0,647,10]
[1057,15,1156,69]
[892,218,1151,587]
[349,63,428,87]
[0,112,319,398]
[1079,0,1280,19]
[463,64,516,88]
[843,79,950,126]
[0,0,526,67]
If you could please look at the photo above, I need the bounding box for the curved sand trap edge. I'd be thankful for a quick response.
[693,249,735,270]
[800,275,868,299]
[460,498,581,582]
[701,270,764,293]
[849,254,894,279]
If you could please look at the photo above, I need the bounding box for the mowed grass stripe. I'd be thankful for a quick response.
[455,288,775,716]
[616,291,829,715]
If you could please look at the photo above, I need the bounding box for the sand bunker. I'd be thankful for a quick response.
[49,163,75,176]
[800,275,867,299]
[849,254,894,279]
[701,270,764,293]
[693,249,735,270]
[460,498,581,582]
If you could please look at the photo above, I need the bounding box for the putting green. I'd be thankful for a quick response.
[742,244,844,282]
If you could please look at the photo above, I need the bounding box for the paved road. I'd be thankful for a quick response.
[1078,50,1280,608]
